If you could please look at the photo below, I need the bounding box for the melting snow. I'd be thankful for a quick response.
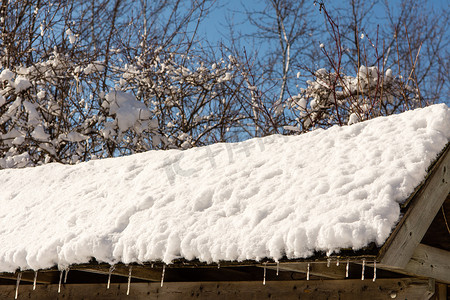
[0,104,448,272]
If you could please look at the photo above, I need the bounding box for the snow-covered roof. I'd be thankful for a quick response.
[0,104,449,273]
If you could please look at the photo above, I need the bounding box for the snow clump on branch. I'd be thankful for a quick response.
[288,65,421,131]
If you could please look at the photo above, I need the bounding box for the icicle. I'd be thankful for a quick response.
[276,262,279,276]
[306,263,310,281]
[160,265,166,287]
[126,266,132,296]
[107,265,115,289]
[336,259,339,266]
[263,263,267,285]
[58,270,63,293]
[345,260,349,278]
[217,263,220,269]
[373,261,377,282]
[33,271,38,291]
[15,272,21,300]
[361,259,365,280]
[64,267,69,283]
[327,258,330,267]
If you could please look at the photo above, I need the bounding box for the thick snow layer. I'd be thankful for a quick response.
[0,104,449,272]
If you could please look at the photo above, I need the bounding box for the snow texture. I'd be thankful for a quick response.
[103,91,151,133]
[0,69,14,81]
[13,76,32,92]
[0,104,448,272]
[30,125,50,141]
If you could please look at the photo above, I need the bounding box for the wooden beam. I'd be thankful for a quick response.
[378,244,450,284]
[0,271,54,284]
[0,278,433,300]
[434,283,448,300]
[404,244,450,284]
[378,146,450,269]
[71,263,163,282]
[425,279,436,300]
[406,244,450,284]
[264,262,347,279]
[71,263,279,282]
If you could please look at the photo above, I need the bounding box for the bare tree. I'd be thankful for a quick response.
[0,0,447,168]
[222,0,317,136]
[228,0,448,134]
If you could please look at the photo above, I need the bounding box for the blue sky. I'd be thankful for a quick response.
[195,0,449,105]
[200,0,448,46]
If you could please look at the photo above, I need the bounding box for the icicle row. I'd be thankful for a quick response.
[33,271,38,291]
[306,263,310,280]
[126,266,132,296]
[361,259,365,280]
[107,265,115,289]
[15,272,21,300]
[345,260,349,278]
[160,265,166,287]
[373,261,377,282]
[58,270,63,293]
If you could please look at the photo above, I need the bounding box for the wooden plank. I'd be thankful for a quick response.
[272,261,401,281]
[71,264,163,282]
[378,244,450,284]
[405,244,450,284]
[71,264,283,283]
[432,283,448,300]
[0,270,54,284]
[0,278,432,300]
[425,279,436,300]
[378,146,450,269]
[265,262,347,279]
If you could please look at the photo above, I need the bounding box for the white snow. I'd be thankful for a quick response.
[0,104,449,272]
[59,132,89,142]
[0,69,14,81]
[83,61,104,75]
[348,113,359,125]
[36,90,46,100]
[13,76,32,92]
[23,101,40,126]
[103,91,151,133]
[30,125,50,141]
[65,28,76,44]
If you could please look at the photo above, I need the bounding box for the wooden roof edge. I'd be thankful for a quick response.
[401,142,450,209]
[377,143,450,271]
[1,253,380,277]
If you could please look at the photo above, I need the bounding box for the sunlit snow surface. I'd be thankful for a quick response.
[0,104,449,272]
